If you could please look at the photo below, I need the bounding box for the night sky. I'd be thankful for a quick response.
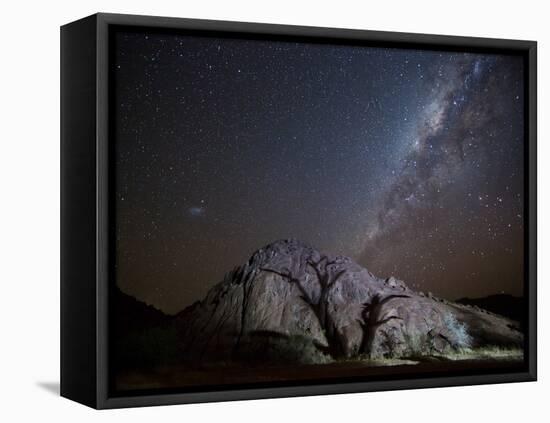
[113,29,525,314]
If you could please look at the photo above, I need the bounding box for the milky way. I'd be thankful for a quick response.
[113,29,525,313]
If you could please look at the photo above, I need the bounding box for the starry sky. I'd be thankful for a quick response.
[112,29,525,314]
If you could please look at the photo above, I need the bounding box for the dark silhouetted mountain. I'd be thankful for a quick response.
[113,286,170,333]
[456,294,525,329]
[112,287,178,370]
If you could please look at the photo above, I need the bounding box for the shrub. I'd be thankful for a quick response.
[444,313,472,349]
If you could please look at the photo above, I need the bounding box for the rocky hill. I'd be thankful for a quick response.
[173,239,523,365]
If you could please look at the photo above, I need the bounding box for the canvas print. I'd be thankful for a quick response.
[111,28,526,393]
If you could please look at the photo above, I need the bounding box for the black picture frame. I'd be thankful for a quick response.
[61,12,537,409]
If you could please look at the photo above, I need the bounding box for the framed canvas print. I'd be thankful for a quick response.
[60,13,537,409]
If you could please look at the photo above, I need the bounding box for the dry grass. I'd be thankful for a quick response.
[339,346,523,367]
[431,346,523,361]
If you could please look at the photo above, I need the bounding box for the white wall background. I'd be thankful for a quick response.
[0,0,546,420]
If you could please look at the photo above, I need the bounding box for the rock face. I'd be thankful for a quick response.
[174,239,523,365]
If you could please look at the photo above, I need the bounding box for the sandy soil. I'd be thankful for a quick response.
[114,351,524,393]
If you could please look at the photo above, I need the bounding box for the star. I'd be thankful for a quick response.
[113,28,526,313]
